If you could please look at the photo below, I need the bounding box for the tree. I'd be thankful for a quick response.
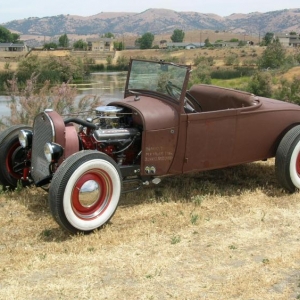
[106,55,113,65]
[135,32,154,49]
[262,32,274,46]
[102,32,115,38]
[0,26,20,43]
[171,29,185,42]
[43,42,58,50]
[204,38,212,47]
[73,39,88,50]
[58,34,69,48]
[11,33,20,43]
[259,39,286,69]
[114,41,125,50]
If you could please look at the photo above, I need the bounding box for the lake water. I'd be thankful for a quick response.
[0,71,128,120]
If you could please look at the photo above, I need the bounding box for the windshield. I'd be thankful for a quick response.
[127,60,189,102]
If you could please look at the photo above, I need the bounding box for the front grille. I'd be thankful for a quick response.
[31,112,54,183]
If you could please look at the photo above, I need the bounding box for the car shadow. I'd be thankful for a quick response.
[119,160,289,207]
[8,160,288,239]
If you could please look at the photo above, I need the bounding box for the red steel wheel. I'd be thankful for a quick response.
[0,125,32,189]
[276,125,300,192]
[49,151,122,234]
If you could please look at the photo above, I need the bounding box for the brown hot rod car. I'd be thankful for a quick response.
[1,59,300,234]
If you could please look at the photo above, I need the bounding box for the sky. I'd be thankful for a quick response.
[0,0,299,24]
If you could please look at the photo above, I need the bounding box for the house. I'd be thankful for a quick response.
[0,43,27,52]
[275,34,300,47]
[164,42,204,49]
[86,38,115,51]
[214,42,240,48]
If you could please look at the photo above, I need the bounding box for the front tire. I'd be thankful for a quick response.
[0,125,32,189]
[275,125,300,192]
[49,151,122,234]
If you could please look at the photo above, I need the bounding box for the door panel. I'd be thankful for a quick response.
[183,110,237,172]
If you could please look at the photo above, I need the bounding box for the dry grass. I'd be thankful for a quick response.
[113,46,265,66]
[1,159,300,299]
[0,62,18,71]
[282,66,300,81]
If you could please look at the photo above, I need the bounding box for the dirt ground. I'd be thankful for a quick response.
[1,159,300,299]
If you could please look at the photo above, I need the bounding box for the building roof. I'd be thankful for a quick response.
[0,43,25,48]
[275,33,300,39]
[86,38,115,42]
[166,42,204,47]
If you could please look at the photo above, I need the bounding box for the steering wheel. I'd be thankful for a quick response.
[185,92,202,113]
[166,81,202,113]
[166,81,181,99]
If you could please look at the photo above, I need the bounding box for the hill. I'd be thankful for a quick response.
[2,8,300,46]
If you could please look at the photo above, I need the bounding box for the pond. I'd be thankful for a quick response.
[0,71,128,119]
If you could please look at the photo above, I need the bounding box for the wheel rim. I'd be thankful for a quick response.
[62,158,121,232]
[290,140,300,189]
[71,169,112,220]
[6,142,23,180]
[296,152,300,176]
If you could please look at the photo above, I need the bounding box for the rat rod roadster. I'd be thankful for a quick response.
[1,59,300,233]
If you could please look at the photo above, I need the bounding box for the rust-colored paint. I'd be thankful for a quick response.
[47,110,65,146]
[182,86,300,173]
[112,84,300,175]
[64,124,79,159]
[46,111,79,163]
[110,96,179,130]
[48,82,300,178]
[110,96,179,175]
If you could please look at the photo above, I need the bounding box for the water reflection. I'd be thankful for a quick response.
[0,72,128,119]
[0,98,11,119]
[76,72,127,104]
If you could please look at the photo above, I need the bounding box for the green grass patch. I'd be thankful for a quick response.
[211,76,250,90]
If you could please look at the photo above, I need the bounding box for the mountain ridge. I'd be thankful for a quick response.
[2,8,300,38]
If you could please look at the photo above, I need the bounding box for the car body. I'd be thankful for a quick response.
[1,58,300,234]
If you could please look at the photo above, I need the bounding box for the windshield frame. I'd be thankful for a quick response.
[124,59,191,106]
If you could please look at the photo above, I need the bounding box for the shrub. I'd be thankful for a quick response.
[211,67,255,80]
[273,76,300,104]
[3,75,101,126]
[88,64,105,72]
[247,71,273,97]
[0,71,14,90]
[224,53,239,66]
[295,49,300,64]
[193,55,214,66]
[189,64,212,86]
[16,55,86,85]
[116,56,130,70]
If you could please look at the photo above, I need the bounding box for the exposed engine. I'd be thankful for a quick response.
[78,105,142,165]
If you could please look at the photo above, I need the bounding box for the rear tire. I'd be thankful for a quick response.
[0,125,32,189]
[49,151,122,234]
[275,125,300,192]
